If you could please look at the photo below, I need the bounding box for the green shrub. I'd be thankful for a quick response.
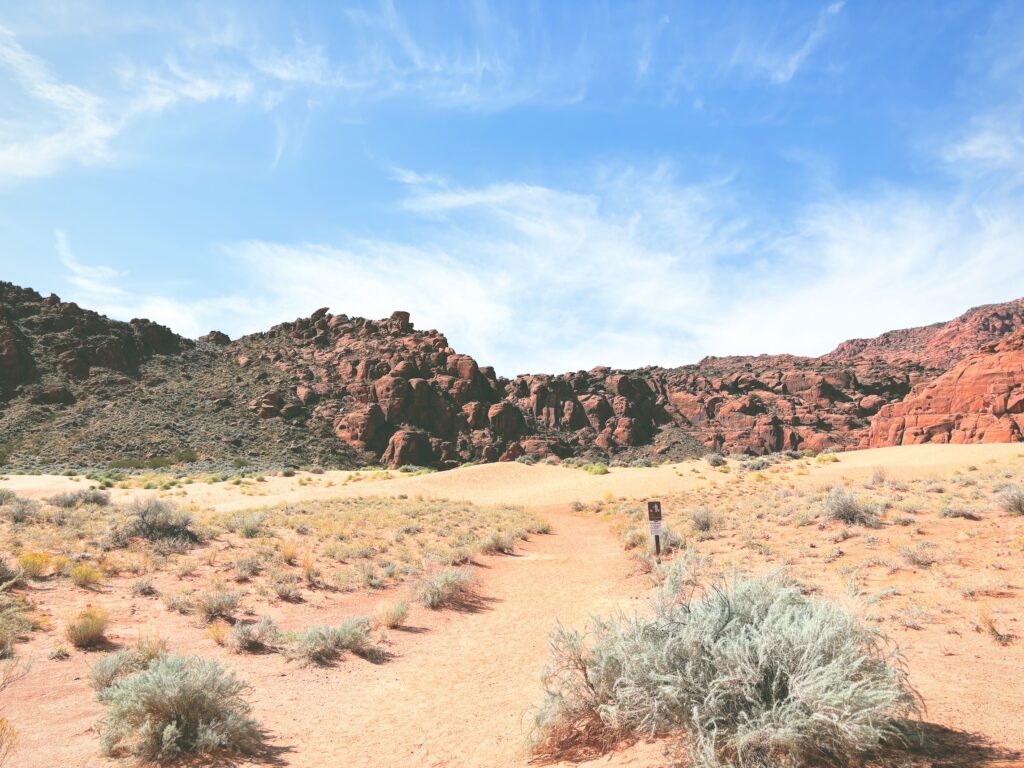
[531,564,918,766]
[998,486,1024,516]
[290,617,377,665]
[98,654,262,762]
[232,617,279,653]
[580,463,609,475]
[822,487,879,526]
[417,568,473,609]
[66,606,109,648]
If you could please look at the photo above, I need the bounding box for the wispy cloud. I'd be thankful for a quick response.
[733,0,845,85]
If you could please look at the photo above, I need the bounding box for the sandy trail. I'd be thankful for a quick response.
[248,505,647,768]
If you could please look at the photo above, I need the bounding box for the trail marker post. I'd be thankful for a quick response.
[647,500,663,563]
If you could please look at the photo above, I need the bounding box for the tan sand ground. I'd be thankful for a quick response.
[3,443,1024,767]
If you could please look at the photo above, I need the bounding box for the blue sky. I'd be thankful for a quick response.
[2,1,1024,376]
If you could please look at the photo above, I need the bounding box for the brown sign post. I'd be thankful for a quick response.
[647,500,663,562]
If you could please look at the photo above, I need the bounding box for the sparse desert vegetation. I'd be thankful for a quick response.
[0,445,1022,767]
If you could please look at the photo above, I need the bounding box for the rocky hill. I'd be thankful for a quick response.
[1,281,1022,470]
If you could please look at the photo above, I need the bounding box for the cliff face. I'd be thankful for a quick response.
[867,331,1024,447]
[1,280,1022,470]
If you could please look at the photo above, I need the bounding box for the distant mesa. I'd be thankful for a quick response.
[0,278,1021,470]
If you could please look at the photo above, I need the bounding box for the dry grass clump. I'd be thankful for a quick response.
[688,507,716,533]
[417,568,473,609]
[822,487,880,527]
[374,599,409,629]
[530,561,919,767]
[4,498,39,525]
[65,606,109,648]
[289,617,378,665]
[97,654,262,762]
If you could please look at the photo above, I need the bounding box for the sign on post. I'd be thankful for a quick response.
[647,500,663,562]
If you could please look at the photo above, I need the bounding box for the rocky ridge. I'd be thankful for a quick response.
[1,281,1022,469]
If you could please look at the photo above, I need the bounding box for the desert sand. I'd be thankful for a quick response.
[3,443,1023,767]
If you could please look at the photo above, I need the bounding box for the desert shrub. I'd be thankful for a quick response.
[110,499,197,548]
[689,507,716,533]
[998,486,1024,516]
[822,487,879,526]
[163,593,194,615]
[5,499,39,525]
[271,572,301,602]
[66,606,109,648]
[0,599,30,658]
[900,543,938,568]
[290,617,376,665]
[580,463,609,475]
[417,568,473,609]
[622,528,647,551]
[939,507,980,521]
[70,564,103,588]
[232,617,279,653]
[0,490,14,506]
[234,513,266,539]
[91,649,150,694]
[516,455,537,465]
[234,556,261,581]
[746,457,770,471]
[478,530,519,555]
[16,552,50,580]
[48,488,110,509]
[375,599,409,629]
[194,588,241,623]
[98,654,262,761]
[131,579,158,597]
[706,453,726,468]
[531,564,918,766]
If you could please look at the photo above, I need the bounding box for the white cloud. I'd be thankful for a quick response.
[55,162,1024,376]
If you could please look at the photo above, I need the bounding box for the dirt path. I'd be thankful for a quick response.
[244,506,648,768]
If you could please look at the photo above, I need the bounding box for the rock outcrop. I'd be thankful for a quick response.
[867,331,1024,446]
[1,279,1022,470]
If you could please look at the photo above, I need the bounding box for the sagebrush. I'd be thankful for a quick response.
[531,561,919,767]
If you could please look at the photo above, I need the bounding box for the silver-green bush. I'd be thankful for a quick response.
[531,562,918,767]
[233,617,279,652]
[98,654,261,762]
[289,617,376,665]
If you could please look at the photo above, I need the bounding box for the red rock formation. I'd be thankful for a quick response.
[868,331,1024,447]
[2,278,1022,469]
